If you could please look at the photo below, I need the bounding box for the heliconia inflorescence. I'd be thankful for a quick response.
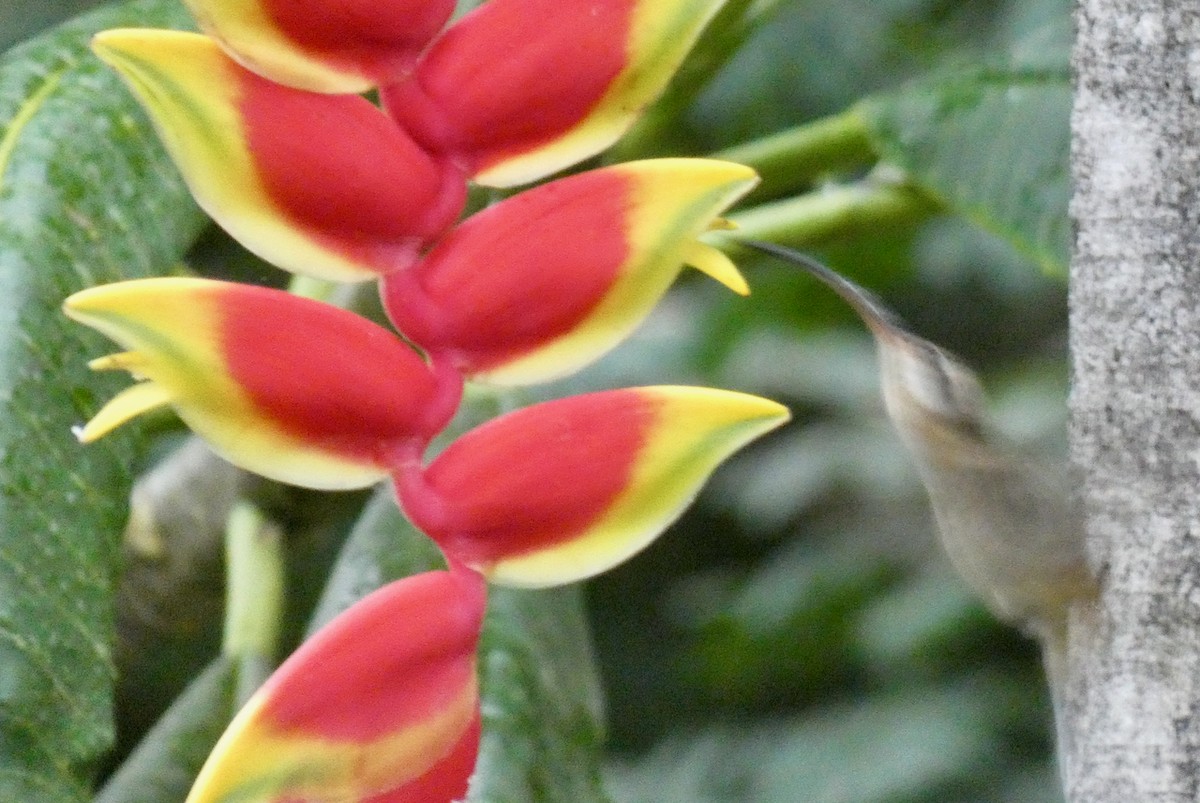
[396,387,789,587]
[68,0,791,800]
[64,278,462,490]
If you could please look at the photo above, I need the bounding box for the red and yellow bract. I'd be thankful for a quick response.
[396,387,790,587]
[383,158,757,385]
[182,0,456,92]
[93,29,465,283]
[384,0,728,186]
[186,566,486,803]
[64,278,462,490]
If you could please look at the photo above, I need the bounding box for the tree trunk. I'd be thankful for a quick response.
[1068,1,1200,798]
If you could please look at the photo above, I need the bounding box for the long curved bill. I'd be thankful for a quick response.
[383,0,728,186]
[186,567,487,803]
[382,159,757,386]
[93,29,466,282]
[396,387,790,586]
[64,278,462,490]
[182,0,456,93]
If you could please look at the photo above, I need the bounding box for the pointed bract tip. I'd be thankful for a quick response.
[400,386,789,588]
[64,278,457,489]
[91,27,216,68]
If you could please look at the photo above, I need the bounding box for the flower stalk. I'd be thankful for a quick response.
[222,502,285,705]
[718,175,938,254]
[712,107,879,202]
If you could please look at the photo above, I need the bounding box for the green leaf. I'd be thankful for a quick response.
[0,0,203,797]
[311,487,611,803]
[94,657,238,803]
[607,680,1006,803]
[858,27,1070,275]
[0,1,106,54]
[469,586,611,803]
[691,0,1039,147]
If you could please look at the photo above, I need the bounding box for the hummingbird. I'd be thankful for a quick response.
[741,239,1096,649]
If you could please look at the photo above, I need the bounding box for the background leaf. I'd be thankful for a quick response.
[94,657,238,803]
[0,0,106,54]
[858,22,1071,274]
[470,587,611,803]
[0,0,202,797]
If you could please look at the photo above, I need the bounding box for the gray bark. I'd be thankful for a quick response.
[1068,2,1200,799]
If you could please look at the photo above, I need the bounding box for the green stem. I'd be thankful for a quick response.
[712,108,878,203]
[714,176,939,255]
[222,501,285,706]
[287,274,338,301]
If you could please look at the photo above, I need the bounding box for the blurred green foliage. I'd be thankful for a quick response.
[1,0,1071,800]
[0,0,106,53]
[577,1,1072,801]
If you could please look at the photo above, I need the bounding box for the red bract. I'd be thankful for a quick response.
[184,0,456,92]
[384,0,626,173]
[218,284,462,459]
[65,278,462,490]
[383,166,630,376]
[396,387,790,587]
[383,0,729,186]
[258,0,453,74]
[400,390,649,561]
[186,567,487,803]
[240,73,466,268]
[382,158,757,385]
[94,29,466,282]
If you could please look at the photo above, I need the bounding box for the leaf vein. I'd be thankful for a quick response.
[0,68,67,193]
[0,540,113,672]
[0,625,91,746]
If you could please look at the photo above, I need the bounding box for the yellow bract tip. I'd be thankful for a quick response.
[684,241,750,296]
[76,381,172,443]
[91,29,220,79]
[87,351,148,373]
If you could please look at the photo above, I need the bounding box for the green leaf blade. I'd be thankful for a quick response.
[95,657,239,803]
[470,586,611,803]
[859,44,1070,275]
[0,1,203,797]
